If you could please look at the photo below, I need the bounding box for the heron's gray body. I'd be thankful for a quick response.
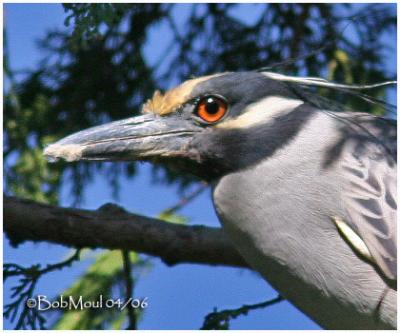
[213,110,396,329]
[44,71,397,329]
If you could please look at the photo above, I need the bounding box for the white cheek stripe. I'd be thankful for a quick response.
[216,96,304,129]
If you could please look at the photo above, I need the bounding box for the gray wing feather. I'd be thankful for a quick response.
[341,126,397,281]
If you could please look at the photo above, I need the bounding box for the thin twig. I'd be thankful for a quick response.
[160,182,208,215]
[201,295,284,329]
[39,249,81,275]
[122,250,136,330]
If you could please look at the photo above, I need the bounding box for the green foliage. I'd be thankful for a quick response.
[64,4,127,42]
[51,250,144,330]
[4,3,396,204]
[158,211,188,225]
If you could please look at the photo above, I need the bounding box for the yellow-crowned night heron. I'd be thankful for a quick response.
[44,71,397,329]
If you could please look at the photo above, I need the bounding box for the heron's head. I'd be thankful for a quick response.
[44,71,314,180]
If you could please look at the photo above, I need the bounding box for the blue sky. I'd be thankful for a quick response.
[3,3,396,330]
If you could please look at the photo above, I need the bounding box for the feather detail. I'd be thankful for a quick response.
[142,73,224,115]
[333,216,373,261]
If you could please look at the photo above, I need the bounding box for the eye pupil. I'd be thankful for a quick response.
[205,98,219,114]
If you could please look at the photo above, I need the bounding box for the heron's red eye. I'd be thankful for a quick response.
[195,96,228,123]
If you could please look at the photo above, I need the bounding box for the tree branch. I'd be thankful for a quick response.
[4,195,249,269]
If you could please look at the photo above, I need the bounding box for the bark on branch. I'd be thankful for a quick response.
[4,195,249,269]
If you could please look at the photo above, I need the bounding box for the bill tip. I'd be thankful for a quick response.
[44,143,85,162]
